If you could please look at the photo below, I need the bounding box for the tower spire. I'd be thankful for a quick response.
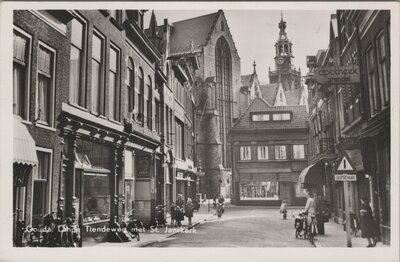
[253,61,257,73]
[149,10,158,37]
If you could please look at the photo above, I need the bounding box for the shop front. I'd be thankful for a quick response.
[238,173,280,206]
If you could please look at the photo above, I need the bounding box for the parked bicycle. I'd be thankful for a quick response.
[121,209,143,242]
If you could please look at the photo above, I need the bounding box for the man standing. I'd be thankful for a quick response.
[304,190,317,235]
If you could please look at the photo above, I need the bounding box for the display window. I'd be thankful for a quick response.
[240,181,279,200]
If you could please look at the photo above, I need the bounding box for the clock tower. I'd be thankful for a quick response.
[269,13,301,91]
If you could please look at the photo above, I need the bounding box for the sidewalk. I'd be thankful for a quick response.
[314,220,388,248]
[82,203,218,247]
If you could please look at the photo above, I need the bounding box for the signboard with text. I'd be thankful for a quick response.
[334,174,357,181]
[315,65,360,84]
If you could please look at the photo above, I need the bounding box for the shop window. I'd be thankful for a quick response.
[109,44,120,121]
[91,31,105,114]
[274,145,287,160]
[257,146,269,160]
[69,15,87,107]
[240,181,279,200]
[37,44,55,127]
[240,146,251,160]
[83,173,110,223]
[293,145,305,159]
[32,150,51,225]
[13,27,31,120]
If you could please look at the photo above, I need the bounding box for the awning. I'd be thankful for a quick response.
[298,161,325,185]
[13,116,38,166]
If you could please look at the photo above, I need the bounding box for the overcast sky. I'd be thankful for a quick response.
[145,10,335,84]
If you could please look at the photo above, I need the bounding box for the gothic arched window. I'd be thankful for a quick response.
[215,37,232,166]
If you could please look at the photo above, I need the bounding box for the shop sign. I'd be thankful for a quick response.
[137,156,150,178]
[315,65,360,84]
[334,174,357,181]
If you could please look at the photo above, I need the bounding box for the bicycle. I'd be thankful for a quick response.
[293,210,307,239]
[122,209,143,241]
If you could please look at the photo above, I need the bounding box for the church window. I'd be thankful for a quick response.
[221,21,224,31]
[284,44,288,53]
[215,37,232,166]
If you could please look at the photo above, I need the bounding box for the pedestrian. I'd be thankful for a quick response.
[176,194,184,208]
[185,198,194,226]
[360,197,377,247]
[280,200,288,220]
[213,194,217,208]
[170,203,176,226]
[304,190,317,235]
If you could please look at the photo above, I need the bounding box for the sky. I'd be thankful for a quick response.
[145,9,335,84]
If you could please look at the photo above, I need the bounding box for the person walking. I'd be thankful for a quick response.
[280,200,288,220]
[185,198,194,226]
[360,197,377,247]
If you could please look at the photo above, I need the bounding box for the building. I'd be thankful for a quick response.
[13,10,74,246]
[13,10,170,246]
[229,94,309,206]
[154,10,242,198]
[146,11,200,205]
[304,10,391,245]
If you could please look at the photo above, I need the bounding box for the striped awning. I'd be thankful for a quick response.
[13,116,38,166]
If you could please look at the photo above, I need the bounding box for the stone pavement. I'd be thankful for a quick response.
[82,202,219,247]
[314,219,388,248]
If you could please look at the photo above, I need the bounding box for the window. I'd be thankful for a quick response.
[272,113,291,121]
[13,28,31,120]
[376,32,389,107]
[175,119,184,159]
[275,145,286,160]
[155,99,160,133]
[293,145,305,159]
[257,146,269,160]
[91,31,104,114]
[166,106,170,144]
[109,45,119,121]
[127,58,135,116]
[240,146,251,160]
[366,46,379,116]
[138,67,144,124]
[146,76,152,130]
[240,181,279,200]
[252,114,270,122]
[37,44,55,126]
[69,16,86,106]
[32,150,51,225]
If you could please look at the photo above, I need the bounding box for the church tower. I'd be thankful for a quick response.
[269,13,301,91]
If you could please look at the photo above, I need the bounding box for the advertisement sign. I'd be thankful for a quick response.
[315,65,360,84]
[137,156,150,178]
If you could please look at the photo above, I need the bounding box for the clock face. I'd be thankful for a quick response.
[278,58,284,65]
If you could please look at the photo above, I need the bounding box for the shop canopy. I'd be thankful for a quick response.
[13,116,38,166]
[298,161,325,186]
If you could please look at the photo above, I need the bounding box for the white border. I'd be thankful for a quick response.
[0,2,399,262]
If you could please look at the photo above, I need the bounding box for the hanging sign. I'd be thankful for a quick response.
[315,65,360,84]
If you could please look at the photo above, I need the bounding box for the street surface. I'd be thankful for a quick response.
[146,206,313,247]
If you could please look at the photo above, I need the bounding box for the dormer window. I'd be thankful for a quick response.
[252,113,270,122]
[272,112,291,121]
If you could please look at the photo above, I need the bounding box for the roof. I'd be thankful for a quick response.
[169,11,220,55]
[260,83,279,104]
[231,96,309,131]
[284,88,303,105]
[241,74,254,87]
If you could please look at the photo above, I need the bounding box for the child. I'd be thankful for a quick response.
[280,200,288,220]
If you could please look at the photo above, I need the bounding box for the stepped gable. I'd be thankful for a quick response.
[232,96,308,131]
